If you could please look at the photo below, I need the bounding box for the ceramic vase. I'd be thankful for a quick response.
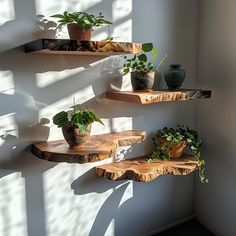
[164,64,186,90]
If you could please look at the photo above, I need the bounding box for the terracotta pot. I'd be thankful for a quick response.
[162,140,187,158]
[67,23,92,40]
[62,123,92,147]
[131,71,155,92]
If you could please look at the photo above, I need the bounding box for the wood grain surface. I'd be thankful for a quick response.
[106,90,211,104]
[32,130,146,163]
[96,154,199,182]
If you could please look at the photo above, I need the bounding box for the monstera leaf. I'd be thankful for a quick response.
[53,111,69,127]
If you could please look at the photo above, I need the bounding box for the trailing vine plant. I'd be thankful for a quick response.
[150,125,208,184]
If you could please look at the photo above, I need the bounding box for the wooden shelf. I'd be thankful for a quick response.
[106,89,211,104]
[96,154,199,182]
[25,39,141,56]
[31,130,146,164]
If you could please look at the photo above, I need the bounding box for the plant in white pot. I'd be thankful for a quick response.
[122,43,167,91]
[51,11,112,40]
[53,106,104,147]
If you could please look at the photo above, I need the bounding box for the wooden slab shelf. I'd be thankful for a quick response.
[31,130,146,164]
[96,154,200,182]
[25,39,142,56]
[106,89,211,104]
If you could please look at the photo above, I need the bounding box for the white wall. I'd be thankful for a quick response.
[0,0,199,235]
[195,1,236,235]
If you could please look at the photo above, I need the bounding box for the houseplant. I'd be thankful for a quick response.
[51,11,112,40]
[123,43,167,91]
[150,125,208,183]
[53,106,104,147]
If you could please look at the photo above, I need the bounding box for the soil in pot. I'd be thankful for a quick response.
[131,71,155,92]
[67,23,92,40]
[62,123,92,147]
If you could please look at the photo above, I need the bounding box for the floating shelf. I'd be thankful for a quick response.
[106,89,211,105]
[96,154,199,182]
[25,39,142,56]
[31,130,146,164]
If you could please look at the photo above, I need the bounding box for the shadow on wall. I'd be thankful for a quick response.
[71,168,131,236]
[0,45,123,236]
[71,166,193,236]
[0,14,129,236]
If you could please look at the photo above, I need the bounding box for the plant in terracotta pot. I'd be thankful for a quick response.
[122,43,167,91]
[53,106,104,147]
[51,11,112,40]
[150,125,208,183]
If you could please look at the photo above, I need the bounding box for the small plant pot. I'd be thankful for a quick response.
[131,71,155,92]
[67,23,92,40]
[62,123,92,147]
[162,140,187,158]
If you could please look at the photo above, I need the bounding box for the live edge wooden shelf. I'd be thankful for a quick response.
[31,130,146,164]
[25,39,141,56]
[96,154,200,182]
[106,89,211,104]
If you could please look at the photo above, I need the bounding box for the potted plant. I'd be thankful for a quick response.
[53,106,104,147]
[150,125,208,183]
[122,43,167,91]
[51,11,112,40]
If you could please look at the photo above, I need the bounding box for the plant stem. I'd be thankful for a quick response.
[156,53,167,71]
[73,97,76,113]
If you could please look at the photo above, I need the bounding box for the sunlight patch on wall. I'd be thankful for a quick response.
[112,117,132,131]
[0,70,14,94]
[91,118,111,135]
[0,0,15,25]
[0,113,18,139]
[0,173,27,236]
[35,0,102,16]
[112,0,132,42]
[113,19,132,42]
[79,0,103,11]
[36,67,86,88]
[112,0,132,22]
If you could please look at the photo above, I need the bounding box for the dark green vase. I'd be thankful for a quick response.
[164,64,186,90]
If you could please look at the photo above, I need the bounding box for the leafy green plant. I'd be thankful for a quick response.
[123,43,167,74]
[150,125,208,184]
[53,107,104,132]
[51,11,112,31]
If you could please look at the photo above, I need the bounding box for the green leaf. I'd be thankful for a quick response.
[50,14,65,18]
[152,47,157,60]
[123,68,130,74]
[53,111,68,127]
[131,55,137,61]
[78,123,87,132]
[138,54,147,62]
[142,43,153,52]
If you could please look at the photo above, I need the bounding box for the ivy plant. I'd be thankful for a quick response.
[150,125,208,184]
